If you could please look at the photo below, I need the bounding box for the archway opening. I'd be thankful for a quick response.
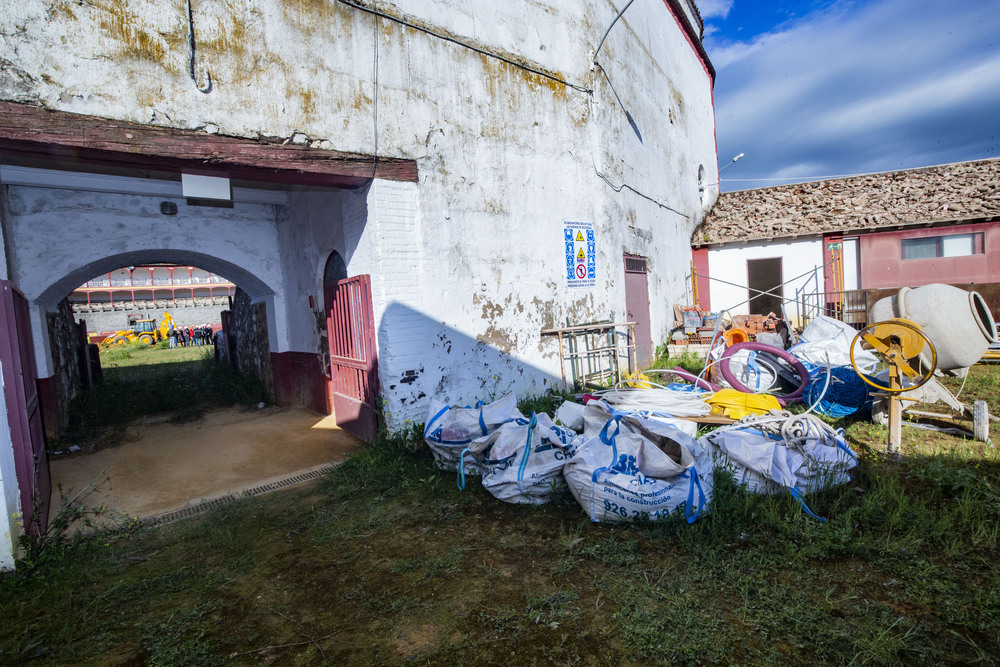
[43,257,359,524]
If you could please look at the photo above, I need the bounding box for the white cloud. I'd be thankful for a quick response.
[697,0,734,20]
[707,0,1000,190]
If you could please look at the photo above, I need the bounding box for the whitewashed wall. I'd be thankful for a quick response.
[706,238,824,325]
[1,0,718,426]
[0,357,19,571]
[1,182,286,376]
[0,197,19,570]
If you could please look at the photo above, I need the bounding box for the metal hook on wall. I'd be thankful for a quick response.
[187,0,212,93]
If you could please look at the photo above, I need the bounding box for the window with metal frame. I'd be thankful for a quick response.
[901,232,983,260]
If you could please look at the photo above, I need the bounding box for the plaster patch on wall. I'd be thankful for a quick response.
[0,58,36,101]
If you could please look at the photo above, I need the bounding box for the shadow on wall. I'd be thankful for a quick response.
[375,302,563,429]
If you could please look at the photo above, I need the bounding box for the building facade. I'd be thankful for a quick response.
[0,0,719,567]
[692,158,1000,326]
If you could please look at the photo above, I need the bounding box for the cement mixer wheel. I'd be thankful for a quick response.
[850,319,936,394]
[973,400,989,442]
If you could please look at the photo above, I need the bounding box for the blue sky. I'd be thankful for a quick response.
[701,0,1000,191]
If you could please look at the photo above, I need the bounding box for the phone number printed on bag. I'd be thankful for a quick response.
[564,221,596,289]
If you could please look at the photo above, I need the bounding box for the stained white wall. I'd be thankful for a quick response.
[0,356,19,571]
[0,196,17,569]
[706,238,825,326]
[0,1,718,422]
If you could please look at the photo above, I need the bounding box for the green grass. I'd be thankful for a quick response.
[54,344,271,453]
[4,368,1000,664]
[649,345,708,375]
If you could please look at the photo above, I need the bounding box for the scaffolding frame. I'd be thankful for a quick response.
[542,320,637,390]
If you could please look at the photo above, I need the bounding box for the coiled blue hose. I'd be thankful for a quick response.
[804,366,876,418]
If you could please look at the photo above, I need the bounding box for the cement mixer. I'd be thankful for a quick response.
[860,284,997,443]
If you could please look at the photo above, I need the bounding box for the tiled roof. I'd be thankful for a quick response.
[694,158,1000,246]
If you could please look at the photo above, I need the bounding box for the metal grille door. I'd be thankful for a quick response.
[325,275,379,442]
[0,280,50,535]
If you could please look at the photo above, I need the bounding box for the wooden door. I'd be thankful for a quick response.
[325,275,380,442]
[0,281,50,535]
[624,255,653,370]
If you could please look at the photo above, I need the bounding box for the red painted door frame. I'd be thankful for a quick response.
[0,281,50,535]
[325,275,380,442]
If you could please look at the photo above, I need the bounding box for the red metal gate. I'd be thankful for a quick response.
[0,281,50,535]
[325,275,379,442]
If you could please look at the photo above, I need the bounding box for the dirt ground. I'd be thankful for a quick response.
[48,406,362,521]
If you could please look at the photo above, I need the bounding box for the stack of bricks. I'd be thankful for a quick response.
[715,314,784,342]
[693,327,717,344]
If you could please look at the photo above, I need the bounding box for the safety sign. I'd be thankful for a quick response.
[564,221,596,289]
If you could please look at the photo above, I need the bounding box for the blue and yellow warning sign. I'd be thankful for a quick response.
[564,221,596,289]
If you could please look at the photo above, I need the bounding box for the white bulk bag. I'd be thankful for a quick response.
[699,415,857,521]
[579,399,698,439]
[423,392,522,472]
[564,415,709,523]
[457,413,580,505]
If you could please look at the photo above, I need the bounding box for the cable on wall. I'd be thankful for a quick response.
[594,163,690,219]
[593,0,637,63]
[332,0,592,94]
[186,0,212,93]
[371,0,379,179]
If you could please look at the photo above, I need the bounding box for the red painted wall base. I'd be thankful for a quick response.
[271,351,329,415]
[36,377,64,440]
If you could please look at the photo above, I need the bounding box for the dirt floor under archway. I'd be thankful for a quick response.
[48,406,362,522]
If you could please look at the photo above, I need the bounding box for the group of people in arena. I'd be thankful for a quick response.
[167,323,216,349]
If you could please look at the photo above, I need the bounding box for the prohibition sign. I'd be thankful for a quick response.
[575,264,587,279]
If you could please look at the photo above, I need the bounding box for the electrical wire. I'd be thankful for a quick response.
[593,0,638,62]
[371,1,379,179]
[186,0,212,93]
[333,0,592,94]
[593,163,691,219]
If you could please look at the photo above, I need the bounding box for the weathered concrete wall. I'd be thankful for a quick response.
[0,352,20,570]
[227,289,273,400]
[1,0,718,430]
[697,158,1000,245]
[43,299,82,438]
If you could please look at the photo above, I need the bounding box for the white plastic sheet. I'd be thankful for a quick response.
[789,315,878,371]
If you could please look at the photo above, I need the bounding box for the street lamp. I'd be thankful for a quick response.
[719,153,745,172]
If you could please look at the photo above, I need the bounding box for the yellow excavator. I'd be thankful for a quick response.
[102,312,175,347]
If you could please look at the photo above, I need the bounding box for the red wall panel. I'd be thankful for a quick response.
[859,221,1000,289]
[692,248,711,310]
[271,351,329,415]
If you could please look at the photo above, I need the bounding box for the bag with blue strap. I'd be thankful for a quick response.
[697,412,858,522]
[564,414,710,523]
[456,412,582,505]
[424,392,523,473]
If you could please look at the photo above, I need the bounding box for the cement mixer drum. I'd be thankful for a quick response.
[870,284,998,375]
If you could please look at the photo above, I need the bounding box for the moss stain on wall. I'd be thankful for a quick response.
[93,0,168,62]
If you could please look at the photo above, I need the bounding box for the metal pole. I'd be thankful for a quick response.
[557,331,567,390]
